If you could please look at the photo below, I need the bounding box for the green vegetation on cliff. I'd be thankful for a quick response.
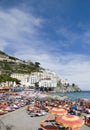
[0,51,42,75]
[0,74,21,84]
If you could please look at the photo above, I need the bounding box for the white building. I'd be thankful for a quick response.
[61,79,69,85]
[11,69,61,88]
[11,73,30,87]
[39,78,57,88]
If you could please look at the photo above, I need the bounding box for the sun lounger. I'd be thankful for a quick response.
[30,111,47,117]
[85,117,90,127]
[40,120,58,130]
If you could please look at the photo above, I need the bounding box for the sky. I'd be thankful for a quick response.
[0,0,90,90]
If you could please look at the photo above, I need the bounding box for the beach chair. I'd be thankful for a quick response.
[40,120,58,130]
[85,117,90,127]
[46,115,51,122]
[46,115,55,122]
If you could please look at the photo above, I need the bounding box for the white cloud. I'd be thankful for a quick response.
[15,48,90,90]
[0,8,43,50]
[41,54,90,90]
[0,8,90,90]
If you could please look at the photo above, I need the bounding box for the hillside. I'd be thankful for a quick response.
[0,50,42,75]
[0,50,81,92]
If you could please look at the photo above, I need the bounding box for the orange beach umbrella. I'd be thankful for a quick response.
[49,108,67,116]
[56,114,84,129]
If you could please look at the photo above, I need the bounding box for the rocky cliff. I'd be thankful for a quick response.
[54,84,81,92]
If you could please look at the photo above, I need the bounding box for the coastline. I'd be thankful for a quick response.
[51,91,90,100]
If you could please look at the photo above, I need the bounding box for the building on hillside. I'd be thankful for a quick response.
[11,73,30,87]
[39,78,57,90]
[11,69,61,89]
[29,73,39,87]
[61,79,69,86]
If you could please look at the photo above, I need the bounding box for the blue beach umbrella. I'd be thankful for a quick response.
[72,105,77,110]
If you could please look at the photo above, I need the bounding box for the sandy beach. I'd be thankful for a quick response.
[0,106,89,130]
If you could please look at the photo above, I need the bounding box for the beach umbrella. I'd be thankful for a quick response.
[49,107,67,120]
[49,108,67,116]
[72,105,77,110]
[56,114,84,129]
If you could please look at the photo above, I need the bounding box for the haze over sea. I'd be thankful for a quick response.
[56,91,90,100]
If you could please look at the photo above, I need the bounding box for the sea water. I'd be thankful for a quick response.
[57,91,90,100]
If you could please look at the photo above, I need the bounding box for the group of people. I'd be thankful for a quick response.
[0,90,90,129]
[26,95,90,129]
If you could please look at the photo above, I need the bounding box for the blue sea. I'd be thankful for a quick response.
[55,91,90,100]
